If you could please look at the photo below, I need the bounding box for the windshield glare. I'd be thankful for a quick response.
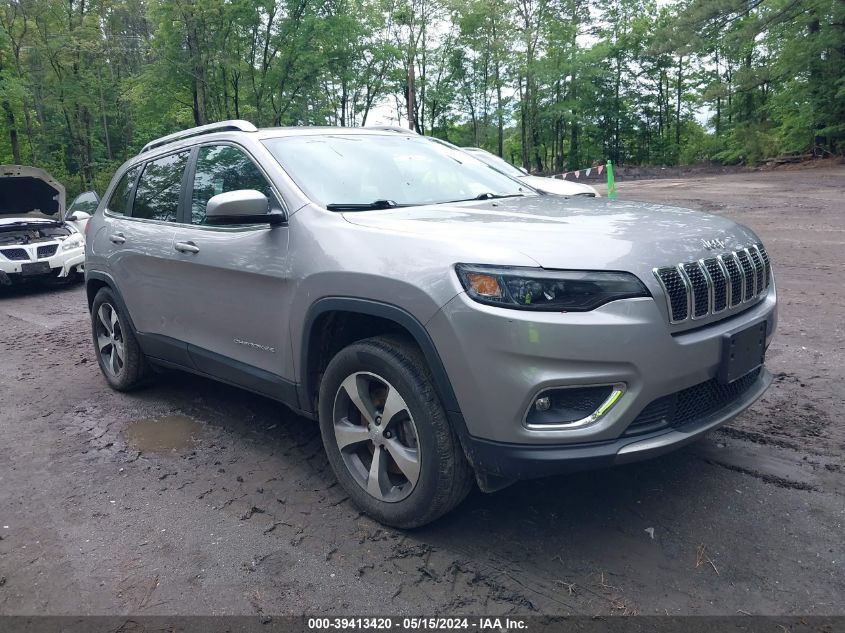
[262,134,533,208]
[467,150,525,179]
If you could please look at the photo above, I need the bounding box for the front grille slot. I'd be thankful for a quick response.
[1,248,29,261]
[736,250,755,300]
[757,245,771,289]
[655,244,771,325]
[37,244,58,258]
[656,267,688,322]
[703,258,727,312]
[682,263,710,318]
[723,256,743,307]
[623,368,761,437]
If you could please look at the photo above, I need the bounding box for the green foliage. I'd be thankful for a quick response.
[0,0,842,195]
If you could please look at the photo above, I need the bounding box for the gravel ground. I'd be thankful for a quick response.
[1,166,843,616]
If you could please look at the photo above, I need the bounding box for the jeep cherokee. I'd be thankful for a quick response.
[84,121,777,528]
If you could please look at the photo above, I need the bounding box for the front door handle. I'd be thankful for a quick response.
[109,233,125,244]
[174,241,200,254]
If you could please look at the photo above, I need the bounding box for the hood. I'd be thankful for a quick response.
[341,195,760,284]
[0,165,66,223]
[521,175,598,196]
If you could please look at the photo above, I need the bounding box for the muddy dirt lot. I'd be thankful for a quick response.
[1,167,843,616]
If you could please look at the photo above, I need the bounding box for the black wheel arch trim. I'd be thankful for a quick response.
[85,270,140,335]
[298,297,473,444]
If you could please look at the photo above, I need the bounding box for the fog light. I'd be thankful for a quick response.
[525,384,626,429]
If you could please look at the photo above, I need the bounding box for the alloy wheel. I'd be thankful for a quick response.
[95,302,125,377]
[332,371,421,502]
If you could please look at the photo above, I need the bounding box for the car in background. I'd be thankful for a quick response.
[463,147,599,197]
[0,165,95,285]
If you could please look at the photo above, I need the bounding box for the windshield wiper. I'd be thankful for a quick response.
[475,192,527,200]
[445,192,527,203]
[326,199,401,211]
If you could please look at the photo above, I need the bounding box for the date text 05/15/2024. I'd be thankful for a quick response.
[307,617,528,631]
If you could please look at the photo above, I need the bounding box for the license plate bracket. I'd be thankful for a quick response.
[718,320,767,384]
[21,261,51,277]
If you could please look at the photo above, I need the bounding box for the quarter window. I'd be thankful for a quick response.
[105,167,139,216]
[191,145,274,225]
[132,152,190,222]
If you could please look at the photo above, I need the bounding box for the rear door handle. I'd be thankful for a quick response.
[174,241,200,254]
[109,233,125,244]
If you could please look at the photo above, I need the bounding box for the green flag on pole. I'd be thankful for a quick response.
[606,159,617,199]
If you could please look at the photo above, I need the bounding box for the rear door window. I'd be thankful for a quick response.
[132,151,190,222]
[105,167,139,216]
[190,145,274,225]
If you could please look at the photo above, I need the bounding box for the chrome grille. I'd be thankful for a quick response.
[722,255,743,307]
[736,250,755,300]
[703,258,727,312]
[655,267,688,321]
[758,246,771,290]
[654,244,771,324]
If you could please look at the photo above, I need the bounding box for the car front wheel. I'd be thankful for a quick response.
[318,335,474,528]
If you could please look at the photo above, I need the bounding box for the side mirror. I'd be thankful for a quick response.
[205,189,285,226]
[67,211,91,222]
[66,191,100,220]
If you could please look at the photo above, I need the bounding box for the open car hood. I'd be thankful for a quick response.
[0,165,66,224]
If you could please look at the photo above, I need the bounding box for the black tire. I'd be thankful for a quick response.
[91,287,151,391]
[318,335,474,528]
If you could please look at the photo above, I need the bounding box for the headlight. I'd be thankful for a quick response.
[455,264,650,311]
[61,235,84,251]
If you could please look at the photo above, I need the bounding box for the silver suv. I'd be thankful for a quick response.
[84,121,777,527]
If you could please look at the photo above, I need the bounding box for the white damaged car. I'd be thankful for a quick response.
[0,165,96,286]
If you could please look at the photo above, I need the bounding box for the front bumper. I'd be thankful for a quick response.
[464,367,772,481]
[426,283,777,477]
[0,246,85,283]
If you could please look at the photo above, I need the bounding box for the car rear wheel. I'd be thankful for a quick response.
[91,287,150,391]
[318,335,474,528]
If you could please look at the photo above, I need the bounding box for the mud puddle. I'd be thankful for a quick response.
[122,414,204,453]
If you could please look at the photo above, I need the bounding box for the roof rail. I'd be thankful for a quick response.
[140,120,258,154]
[365,124,418,134]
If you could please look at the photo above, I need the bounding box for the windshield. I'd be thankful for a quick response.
[466,150,526,179]
[262,134,533,208]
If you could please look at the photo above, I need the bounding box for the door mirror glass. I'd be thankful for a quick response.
[66,190,99,219]
[206,189,283,226]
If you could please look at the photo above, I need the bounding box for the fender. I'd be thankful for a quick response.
[298,297,464,417]
[297,297,508,488]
